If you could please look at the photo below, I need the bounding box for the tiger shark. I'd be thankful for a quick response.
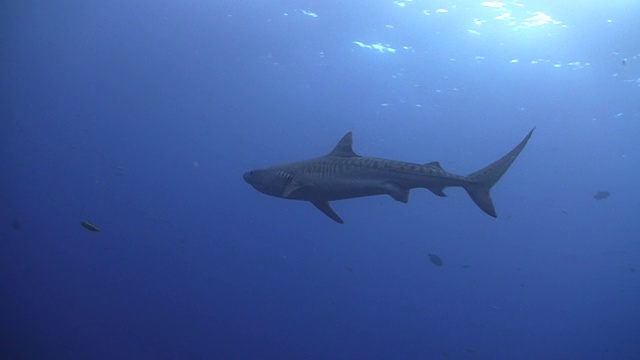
[243,129,534,223]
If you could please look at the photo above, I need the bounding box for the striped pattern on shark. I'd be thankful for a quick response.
[244,129,534,223]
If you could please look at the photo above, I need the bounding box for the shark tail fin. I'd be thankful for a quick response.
[463,128,534,217]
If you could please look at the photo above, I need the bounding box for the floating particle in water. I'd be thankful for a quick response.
[593,191,610,200]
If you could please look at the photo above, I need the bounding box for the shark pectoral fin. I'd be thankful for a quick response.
[311,201,344,224]
[282,180,307,198]
[384,183,410,203]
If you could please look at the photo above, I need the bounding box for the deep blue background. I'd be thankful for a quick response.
[2,1,639,359]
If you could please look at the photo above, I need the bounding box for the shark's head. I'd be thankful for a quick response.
[243,168,293,198]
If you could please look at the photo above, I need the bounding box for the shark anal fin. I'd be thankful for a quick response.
[384,183,410,203]
[312,201,344,224]
[427,186,447,197]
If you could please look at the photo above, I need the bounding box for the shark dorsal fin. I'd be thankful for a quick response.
[328,132,359,157]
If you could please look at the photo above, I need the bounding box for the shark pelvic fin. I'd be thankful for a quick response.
[312,201,344,224]
[328,132,359,157]
[384,183,410,203]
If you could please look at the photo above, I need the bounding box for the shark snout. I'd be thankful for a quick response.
[242,171,253,184]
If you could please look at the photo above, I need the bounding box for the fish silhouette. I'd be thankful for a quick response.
[428,253,443,267]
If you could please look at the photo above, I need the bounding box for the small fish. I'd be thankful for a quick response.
[113,166,127,176]
[428,253,443,267]
[80,221,100,232]
[593,191,610,200]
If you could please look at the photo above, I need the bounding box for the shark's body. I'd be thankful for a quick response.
[243,129,534,223]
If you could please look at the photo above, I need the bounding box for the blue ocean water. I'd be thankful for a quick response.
[1,1,639,359]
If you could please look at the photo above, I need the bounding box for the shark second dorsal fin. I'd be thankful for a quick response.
[328,132,359,157]
[424,161,443,169]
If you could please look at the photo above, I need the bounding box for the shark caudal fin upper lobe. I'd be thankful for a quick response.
[463,128,534,217]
